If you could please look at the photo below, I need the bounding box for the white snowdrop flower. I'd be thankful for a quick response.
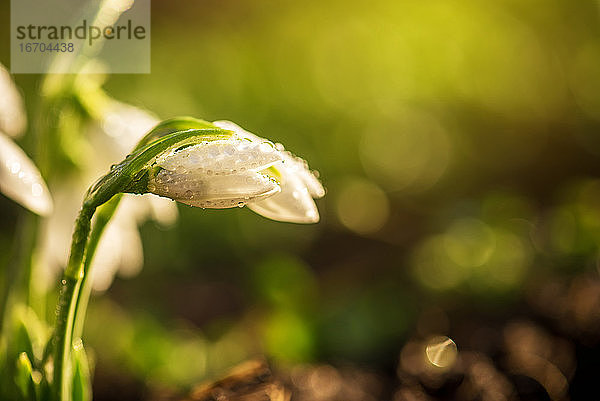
[0,134,53,216]
[150,137,283,209]
[213,120,325,223]
[0,64,52,215]
[0,64,27,138]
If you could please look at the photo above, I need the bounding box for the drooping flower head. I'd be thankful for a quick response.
[150,135,282,208]
[141,119,325,223]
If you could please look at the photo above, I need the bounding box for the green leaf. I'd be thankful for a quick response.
[71,340,92,401]
[15,352,40,401]
[11,306,49,368]
[134,116,219,151]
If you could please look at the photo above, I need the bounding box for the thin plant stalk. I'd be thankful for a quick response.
[72,195,122,340]
[52,204,95,401]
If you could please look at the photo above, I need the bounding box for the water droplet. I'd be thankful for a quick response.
[31,183,43,197]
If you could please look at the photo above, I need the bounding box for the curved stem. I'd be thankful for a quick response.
[72,195,122,340]
[52,204,95,401]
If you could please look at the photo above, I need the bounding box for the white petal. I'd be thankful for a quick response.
[101,101,159,153]
[0,65,27,137]
[156,138,282,175]
[145,194,178,227]
[151,169,280,209]
[299,167,325,198]
[91,209,143,291]
[0,134,53,215]
[118,193,178,228]
[214,120,325,198]
[213,120,264,142]
[281,152,325,198]
[248,167,320,223]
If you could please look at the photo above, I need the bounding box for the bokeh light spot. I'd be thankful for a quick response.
[443,218,495,268]
[425,336,458,368]
[336,177,390,235]
[360,110,451,193]
[412,235,468,290]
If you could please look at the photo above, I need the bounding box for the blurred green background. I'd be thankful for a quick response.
[3,0,600,400]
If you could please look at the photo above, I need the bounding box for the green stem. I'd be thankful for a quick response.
[72,195,122,340]
[52,205,95,401]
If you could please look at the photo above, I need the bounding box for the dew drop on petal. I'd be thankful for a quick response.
[9,161,20,174]
[32,183,42,197]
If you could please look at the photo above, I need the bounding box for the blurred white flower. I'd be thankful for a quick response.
[99,100,161,153]
[0,135,53,216]
[0,64,52,216]
[0,64,27,138]
[213,121,325,223]
[150,120,324,223]
[38,100,177,291]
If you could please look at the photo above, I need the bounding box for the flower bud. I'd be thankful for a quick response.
[148,137,283,208]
